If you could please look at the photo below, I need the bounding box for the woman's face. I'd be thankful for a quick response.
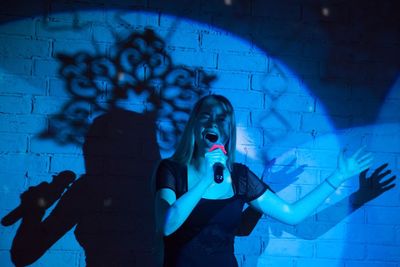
[193,98,231,156]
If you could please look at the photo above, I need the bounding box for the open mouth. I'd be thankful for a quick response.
[204,132,219,143]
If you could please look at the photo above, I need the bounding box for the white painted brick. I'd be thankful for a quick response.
[365,225,397,245]
[30,139,82,155]
[265,238,314,257]
[296,149,338,169]
[0,75,46,95]
[0,16,36,36]
[316,241,365,259]
[48,78,68,97]
[159,13,212,32]
[163,30,200,50]
[344,261,397,267]
[0,154,49,173]
[235,236,262,255]
[255,255,295,267]
[366,244,400,261]
[201,32,253,53]
[0,114,47,133]
[0,133,27,152]
[237,126,263,146]
[53,40,108,56]
[49,154,85,175]
[32,96,71,115]
[218,53,267,72]
[316,201,366,224]
[36,19,92,41]
[0,171,28,194]
[251,72,303,95]
[105,11,158,29]
[269,93,315,113]
[167,49,217,69]
[212,89,264,109]
[296,258,344,267]
[255,109,301,133]
[208,70,250,90]
[0,57,32,75]
[30,250,79,267]
[0,36,50,58]
[234,108,250,127]
[92,25,126,43]
[0,95,32,114]
[301,113,351,134]
[300,221,347,241]
[33,59,62,77]
[366,206,400,225]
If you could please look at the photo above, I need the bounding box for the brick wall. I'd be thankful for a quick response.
[0,1,399,266]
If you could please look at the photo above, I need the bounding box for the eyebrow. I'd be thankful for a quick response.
[198,112,227,118]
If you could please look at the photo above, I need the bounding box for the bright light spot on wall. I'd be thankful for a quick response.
[322,7,330,17]
[224,0,233,6]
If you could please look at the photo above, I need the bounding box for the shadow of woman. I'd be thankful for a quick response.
[9,108,162,266]
[6,27,213,267]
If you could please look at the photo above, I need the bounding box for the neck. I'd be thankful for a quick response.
[190,155,207,173]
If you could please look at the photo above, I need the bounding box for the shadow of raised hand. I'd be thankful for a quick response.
[351,163,396,207]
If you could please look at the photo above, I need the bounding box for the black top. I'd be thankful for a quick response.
[155,159,270,267]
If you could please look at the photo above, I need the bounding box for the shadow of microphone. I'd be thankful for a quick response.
[1,170,76,226]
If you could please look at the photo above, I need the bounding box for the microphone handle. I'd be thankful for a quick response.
[1,206,23,226]
[213,163,224,184]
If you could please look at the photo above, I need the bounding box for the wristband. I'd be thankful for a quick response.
[325,179,338,190]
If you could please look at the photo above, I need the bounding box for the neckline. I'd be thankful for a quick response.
[185,164,236,201]
[201,195,236,201]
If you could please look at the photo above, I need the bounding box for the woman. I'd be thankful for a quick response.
[154,94,372,267]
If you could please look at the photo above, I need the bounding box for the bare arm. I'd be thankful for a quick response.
[155,150,226,236]
[250,176,337,225]
[249,147,373,225]
[155,177,212,236]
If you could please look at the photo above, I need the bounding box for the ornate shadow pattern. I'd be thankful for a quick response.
[40,28,214,153]
[7,28,214,267]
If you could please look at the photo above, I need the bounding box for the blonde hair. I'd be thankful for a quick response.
[170,94,236,170]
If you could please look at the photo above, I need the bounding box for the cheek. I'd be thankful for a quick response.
[220,122,230,138]
[194,124,203,139]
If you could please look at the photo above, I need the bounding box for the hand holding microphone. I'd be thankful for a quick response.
[205,132,227,184]
[208,144,226,184]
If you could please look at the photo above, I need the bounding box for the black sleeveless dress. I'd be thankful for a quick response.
[155,159,270,267]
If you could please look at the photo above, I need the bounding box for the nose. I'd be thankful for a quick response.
[205,116,218,127]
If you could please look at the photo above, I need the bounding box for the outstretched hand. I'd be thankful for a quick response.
[328,146,374,188]
[337,146,374,179]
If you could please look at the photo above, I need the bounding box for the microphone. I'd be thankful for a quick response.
[213,162,224,184]
[207,138,227,184]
